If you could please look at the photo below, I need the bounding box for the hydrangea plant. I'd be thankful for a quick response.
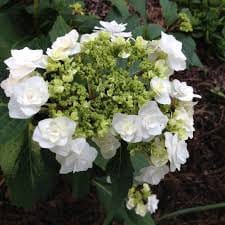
[0,20,201,223]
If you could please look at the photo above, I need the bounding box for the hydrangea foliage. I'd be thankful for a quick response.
[1,21,201,220]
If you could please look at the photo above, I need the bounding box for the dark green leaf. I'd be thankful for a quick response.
[0,13,24,61]
[160,0,178,26]
[0,105,28,144]
[49,15,71,42]
[0,124,58,208]
[106,8,123,23]
[106,141,133,209]
[72,15,99,33]
[131,152,149,176]
[132,25,145,38]
[146,24,165,40]
[71,171,90,199]
[109,0,130,18]
[128,0,146,19]
[173,33,203,67]
[27,35,51,51]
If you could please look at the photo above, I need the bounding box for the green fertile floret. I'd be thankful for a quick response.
[45,33,162,138]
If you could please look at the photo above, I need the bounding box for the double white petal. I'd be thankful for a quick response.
[94,20,132,38]
[147,195,159,214]
[139,101,168,140]
[150,77,171,104]
[171,79,201,101]
[47,30,81,61]
[8,76,49,119]
[112,113,142,143]
[33,117,76,149]
[4,47,46,80]
[92,131,121,159]
[135,165,169,185]
[165,132,189,172]
[159,32,186,71]
[56,138,97,174]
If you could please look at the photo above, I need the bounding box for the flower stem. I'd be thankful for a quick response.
[157,202,225,222]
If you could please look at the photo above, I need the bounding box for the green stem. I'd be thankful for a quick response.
[157,202,225,222]
[33,0,39,33]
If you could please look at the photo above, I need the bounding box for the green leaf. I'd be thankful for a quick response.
[106,141,133,209]
[71,171,90,199]
[27,35,51,51]
[109,0,130,18]
[146,24,165,40]
[0,105,28,144]
[173,33,203,68]
[0,124,58,208]
[72,15,99,33]
[160,0,178,26]
[49,15,71,42]
[0,13,24,61]
[94,178,112,212]
[131,152,149,176]
[128,0,146,19]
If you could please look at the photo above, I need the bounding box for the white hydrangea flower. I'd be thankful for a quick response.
[147,194,159,214]
[150,77,171,104]
[165,132,189,172]
[135,203,147,217]
[56,138,97,174]
[33,117,76,149]
[171,106,195,140]
[47,30,81,61]
[94,20,132,38]
[8,76,49,119]
[80,33,99,43]
[0,74,19,97]
[159,32,186,71]
[171,79,201,101]
[92,131,121,159]
[4,47,46,80]
[139,101,168,140]
[112,113,142,143]
[135,165,169,185]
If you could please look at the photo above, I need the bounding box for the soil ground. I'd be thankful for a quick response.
[0,0,225,225]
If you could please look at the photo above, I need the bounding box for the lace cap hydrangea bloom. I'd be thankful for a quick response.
[33,117,76,149]
[56,138,97,174]
[0,20,201,217]
[8,76,49,119]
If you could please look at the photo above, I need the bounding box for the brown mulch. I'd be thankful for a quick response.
[1,1,225,225]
